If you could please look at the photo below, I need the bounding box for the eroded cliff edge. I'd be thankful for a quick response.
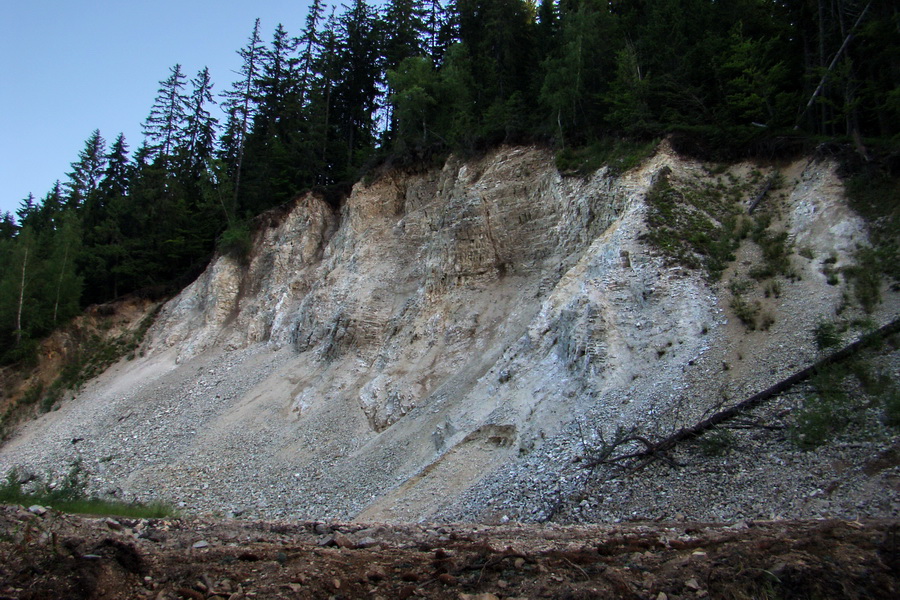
[1,144,897,523]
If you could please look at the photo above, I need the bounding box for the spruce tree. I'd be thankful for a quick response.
[142,64,188,167]
[181,66,218,179]
[65,129,107,210]
[33,182,65,234]
[539,1,617,144]
[424,0,449,64]
[240,23,306,213]
[0,213,16,241]
[221,19,265,205]
[15,194,38,228]
[382,0,428,73]
[82,133,130,304]
[297,0,326,101]
[306,9,342,185]
[333,0,382,172]
[97,133,131,205]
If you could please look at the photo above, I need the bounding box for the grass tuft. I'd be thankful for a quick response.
[0,465,176,519]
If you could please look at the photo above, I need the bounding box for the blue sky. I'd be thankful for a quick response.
[1,0,316,219]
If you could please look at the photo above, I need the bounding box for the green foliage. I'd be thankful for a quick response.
[0,218,83,363]
[843,247,883,314]
[698,428,736,457]
[843,166,899,297]
[792,367,851,450]
[792,395,843,450]
[813,321,842,351]
[5,0,898,372]
[539,1,615,144]
[217,221,253,262]
[884,389,900,429]
[821,254,840,286]
[643,169,744,281]
[728,285,773,332]
[388,56,441,148]
[555,137,657,176]
[20,383,44,407]
[605,44,654,135]
[0,466,175,518]
[717,23,797,129]
[749,228,793,281]
[0,338,39,368]
[791,357,900,449]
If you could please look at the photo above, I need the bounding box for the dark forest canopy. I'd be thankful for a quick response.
[1,0,898,363]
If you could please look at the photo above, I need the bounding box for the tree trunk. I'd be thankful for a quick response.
[15,245,28,345]
[53,241,70,325]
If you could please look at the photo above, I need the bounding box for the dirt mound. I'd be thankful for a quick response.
[1,506,896,599]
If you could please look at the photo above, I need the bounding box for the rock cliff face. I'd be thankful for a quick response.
[1,143,896,523]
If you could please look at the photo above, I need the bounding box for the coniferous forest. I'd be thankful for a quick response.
[1,0,898,364]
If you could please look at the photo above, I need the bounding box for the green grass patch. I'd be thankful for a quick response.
[699,429,736,457]
[217,220,253,263]
[813,321,842,351]
[791,367,852,449]
[843,247,883,313]
[556,137,658,177]
[642,169,745,281]
[730,293,761,330]
[840,168,900,313]
[791,357,900,449]
[844,170,900,283]
[0,467,175,519]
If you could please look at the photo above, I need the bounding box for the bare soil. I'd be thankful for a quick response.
[1,506,896,600]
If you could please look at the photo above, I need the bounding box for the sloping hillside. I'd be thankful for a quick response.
[1,143,897,523]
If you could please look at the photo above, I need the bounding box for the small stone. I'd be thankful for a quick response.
[192,540,210,549]
[105,518,124,531]
[685,578,701,591]
[514,557,526,569]
[333,532,354,548]
[28,505,47,516]
[656,593,668,600]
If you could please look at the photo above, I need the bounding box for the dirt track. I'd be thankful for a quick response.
[1,506,896,599]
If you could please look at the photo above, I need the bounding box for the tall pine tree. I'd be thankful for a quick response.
[221,19,265,206]
[142,64,188,168]
[64,129,107,210]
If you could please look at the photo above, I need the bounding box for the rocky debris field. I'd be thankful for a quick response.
[445,364,900,525]
[1,506,897,600]
[3,146,899,527]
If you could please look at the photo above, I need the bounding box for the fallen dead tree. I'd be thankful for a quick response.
[585,316,900,470]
